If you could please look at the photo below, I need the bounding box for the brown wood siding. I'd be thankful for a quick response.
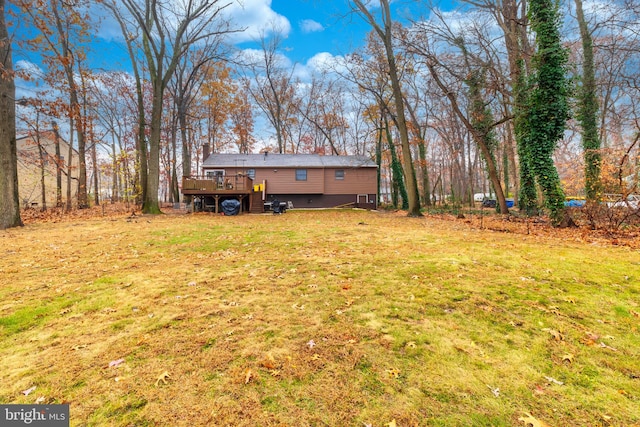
[324,167,377,195]
[254,168,324,194]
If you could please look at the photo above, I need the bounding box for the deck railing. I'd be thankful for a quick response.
[182,174,252,193]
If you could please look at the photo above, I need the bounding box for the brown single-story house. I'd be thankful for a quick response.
[181,151,378,213]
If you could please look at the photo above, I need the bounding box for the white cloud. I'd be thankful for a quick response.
[222,0,291,43]
[306,52,345,73]
[235,47,294,69]
[290,52,348,82]
[299,19,324,34]
[15,60,44,79]
[95,0,291,45]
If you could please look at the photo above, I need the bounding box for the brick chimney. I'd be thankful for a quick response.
[203,144,210,163]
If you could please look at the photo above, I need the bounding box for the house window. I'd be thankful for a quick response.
[295,169,307,181]
[335,169,345,180]
[246,169,256,179]
[206,170,224,179]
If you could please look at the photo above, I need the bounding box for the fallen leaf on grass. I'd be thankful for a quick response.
[406,341,417,349]
[307,340,316,349]
[631,310,639,318]
[109,358,125,368]
[561,354,574,363]
[599,342,618,351]
[487,385,500,397]
[244,368,254,384]
[155,371,171,386]
[386,368,400,379]
[268,369,281,377]
[533,385,546,395]
[542,328,563,341]
[544,376,564,386]
[387,420,397,427]
[71,344,87,351]
[519,412,552,427]
[260,353,277,370]
[35,396,45,404]
[22,386,36,396]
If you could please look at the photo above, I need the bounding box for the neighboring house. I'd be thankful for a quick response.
[182,151,378,213]
[17,131,79,209]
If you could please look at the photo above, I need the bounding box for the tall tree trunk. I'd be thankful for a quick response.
[111,138,118,203]
[179,104,192,204]
[37,138,47,211]
[574,0,601,201]
[418,140,431,206]
[66,117,74,211]
[0,0,23,229]
[51,4,88,209]
[143,83,163,214]
[53,122,63,207]
[376,122,383,205]
[525,0,571,226]
[92,140,99,206]
[352,0,422,216]
[386,117,408,209]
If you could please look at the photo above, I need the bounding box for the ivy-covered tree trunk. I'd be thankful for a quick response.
[575,0,601,201]
[515,59,539,215]
[385,118,409,210]
[376,120,383,205]
[523,0,571,226]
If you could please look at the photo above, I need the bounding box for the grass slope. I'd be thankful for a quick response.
[1,210,639,426]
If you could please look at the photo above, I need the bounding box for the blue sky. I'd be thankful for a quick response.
[13,0,431,78]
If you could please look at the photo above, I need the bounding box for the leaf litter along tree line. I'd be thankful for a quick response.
[3,0,640,230]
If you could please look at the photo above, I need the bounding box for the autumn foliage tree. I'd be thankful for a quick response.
[230,84,256,154]
[14,0,94,209]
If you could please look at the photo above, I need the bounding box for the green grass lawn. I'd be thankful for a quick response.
[1,210,638,426]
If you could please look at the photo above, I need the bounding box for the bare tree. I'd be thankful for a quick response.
[106,0,236,213]
[245,29,299,154]
[350,0,422,216]
[404,11,511,213]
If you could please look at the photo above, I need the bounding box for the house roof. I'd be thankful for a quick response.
[203,153,377,169]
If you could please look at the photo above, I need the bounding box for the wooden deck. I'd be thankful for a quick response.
[182,175,252,195]
[182,175,264,213]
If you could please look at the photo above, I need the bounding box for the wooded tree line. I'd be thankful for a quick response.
[2,0,640,228]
